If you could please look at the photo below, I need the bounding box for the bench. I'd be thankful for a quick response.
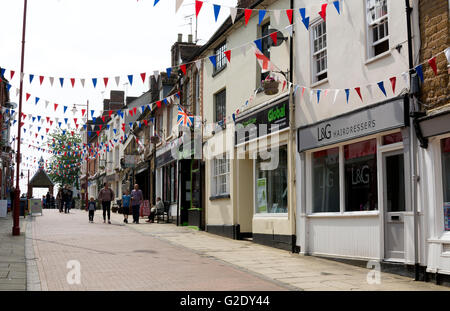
[156,201,171,223]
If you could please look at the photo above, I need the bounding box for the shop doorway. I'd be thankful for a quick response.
[383,150,406,262]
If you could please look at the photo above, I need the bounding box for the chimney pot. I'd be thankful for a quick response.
[188,34,193,43]
[178,33,183,42]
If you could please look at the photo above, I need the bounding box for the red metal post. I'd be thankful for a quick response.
[13,0,28,236]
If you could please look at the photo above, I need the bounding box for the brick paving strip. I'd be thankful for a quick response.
[108,212,449,291]
[0,213,27,291]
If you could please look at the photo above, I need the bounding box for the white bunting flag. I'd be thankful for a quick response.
[153,71,160,82]
[285,24,293,37]
[45,100,49,109]
[80,78,86,88]
[20,72,24,82]
[115,76,120,87]
[273,10,281,26]
[445,47,450,63]
[55,117,59,123]
[310,90,314,104]
[401,72,409,88]
[16,88,20,97]
[195,59,202,71]
[230,7,237,24]
[49,77,54,86]
[175,0,184,13]
[366,84,373,99]
[333,89,340,104]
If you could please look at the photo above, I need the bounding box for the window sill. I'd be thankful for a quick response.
[209,194,230,201]
[212,65,227,78]
[365,50,391,65]
[253,213,288,218]
[307,211,379,218]
[311,78,329,88]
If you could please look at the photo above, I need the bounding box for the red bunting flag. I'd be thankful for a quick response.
[270,32,278,45]
[129,109,134,116]
[81,109,86,116]
[99,125,103,130]
[75,124,79,129]
[71,131,74,136]
[101,116,105,122]
[46,128,49,133]
[143,119,148,126]
[26,93,31,101]
[140,73,146,83]
[70,78,75,88]
[224,50,231,63]
[74,118,77,124]
[157,101,162,108]
[39,76,44,85]
[50,121,53,126]
[244,9,252,26]
[46,117,50,123]
[195,0,203,18]
[133,107,137,114]
[10,70,15,80]
[319,3,327,21]
[355,87,363,102]
[180,64,186,75]
[108,110,113,117]
[104,77,109,87]
[428,57,438,76]
[54,103,58,111]
[286,9,293,24]
[389,77,397,94]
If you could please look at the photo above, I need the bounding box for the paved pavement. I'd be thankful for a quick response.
[24,209,450,291]
[0,212,27,291]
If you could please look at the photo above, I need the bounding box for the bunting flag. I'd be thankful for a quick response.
[166,68,172,78]
[26,93,31,101]
[254,39,262,52]
[319,3,327,21]
[244,9,252,26]
[115,76,120,86]
[35,97,40,105]
[81,109,86,116]
[355,87,363,102]
[59,78,64,87]
[301,16,310,30]
[70,78,75,88]
[286,9,293,24]
[333,0,340,14]
[104,77,109,88]
[10,70,15,80]
[389,77,397,94]
[428,57,438,76]
[195,0,203,18]
[270,32,278,45]
[213,4,221,22]
[316,90,321,104]
[80,78,85,88]
[366,84,373,99]
[224,50,231,63]
[177,105,194,127]
[209,55,217,68]
[345,89,350,103]
[175,0,183,13]
[140,73,146,83]
[377,81,387,97]
[180,64,186,75]
[54,103,58,111]
[128,75,133,86]
[230,7,237,24]
[154,0,159,6]
[156,101,162,108]
[415,65,424,82]
[29,74,34,84]
[92,78,97,88]
[63,106,68,113]
[259,10,266,25]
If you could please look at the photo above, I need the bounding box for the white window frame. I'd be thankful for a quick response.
[310,18,328,83]
[214,41,227,73]
[211,155,230,196]
[366,0,390,59]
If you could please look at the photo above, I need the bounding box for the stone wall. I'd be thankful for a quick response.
[419,0,449,110]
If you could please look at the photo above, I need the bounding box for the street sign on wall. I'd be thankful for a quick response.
[124,155,139,168]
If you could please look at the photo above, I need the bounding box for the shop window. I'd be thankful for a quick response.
[163,162,177,203]
[255,146,288,214]
[344,139,378,211]
[366,0,389,58]
[212,156,230,196]
[312,148,340,213]
[382,132,402,145]
[441,138,450,231]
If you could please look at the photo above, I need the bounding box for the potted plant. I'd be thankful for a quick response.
[262,76,279,95]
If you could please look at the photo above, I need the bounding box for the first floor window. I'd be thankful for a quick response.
[367,0,389,58]
[311,20,327,82]
[344,139,378,211]
[212,156,230,196]
[312,148,339,213]
[441,138,450,231]
[255,146,288,214]
[214,89,226,123]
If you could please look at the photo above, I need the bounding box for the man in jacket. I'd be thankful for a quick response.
[130,184,143,224]
[62,185,73,213]
[98,182,115,224]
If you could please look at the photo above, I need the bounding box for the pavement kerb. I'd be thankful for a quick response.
[25,216,41,291]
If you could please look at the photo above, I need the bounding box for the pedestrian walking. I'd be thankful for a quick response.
[46,192,50,209]
[130,184,143,224]
[87,197,96,223]
[62,185,73,213]
[56,188,63,213]
[98,182,115,224]
[42,195,46,209]
[50,195,55,209]
[122,189,131,224]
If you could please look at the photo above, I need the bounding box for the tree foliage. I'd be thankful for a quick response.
[46,128,82,188]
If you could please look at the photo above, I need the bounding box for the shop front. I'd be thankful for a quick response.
[296,96,414,262]
[417,109,450,280]
[233,96,295,251]
[155,145,178,223]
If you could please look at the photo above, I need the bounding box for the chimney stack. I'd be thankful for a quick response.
[177,33,183,42]
[188,34,193,43]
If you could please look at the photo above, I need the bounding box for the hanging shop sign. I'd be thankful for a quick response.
[235,98,289,145]
[124,155,139,168]
[418,110,450,138]
[297,96,408,153]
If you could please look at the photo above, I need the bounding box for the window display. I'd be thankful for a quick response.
[312,148,340,213]
[344,139,378,211]
[255,146,288,214]
[442,138,450,231]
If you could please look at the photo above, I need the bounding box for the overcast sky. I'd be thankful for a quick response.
[0,0,235,193]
